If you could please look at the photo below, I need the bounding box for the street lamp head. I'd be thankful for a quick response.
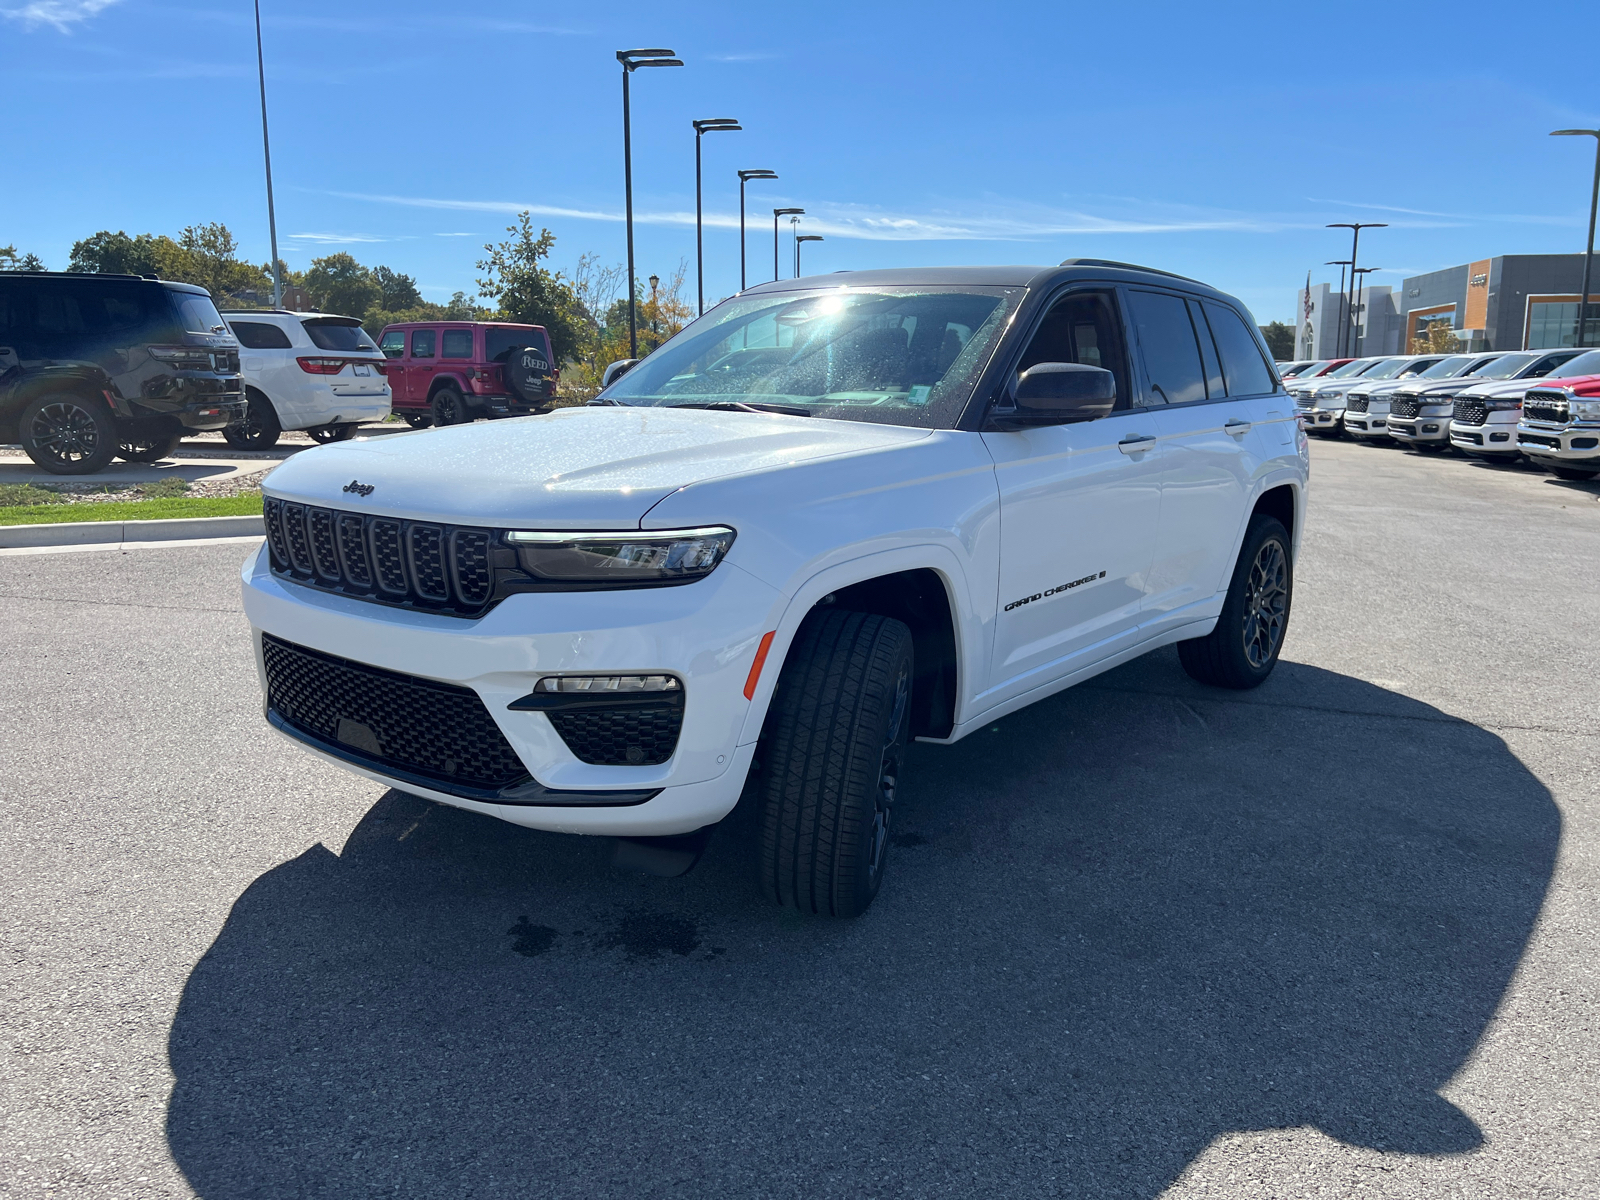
[649,274,659,290]
[628,58,682,70]
[1551,129,1600,138]
[739,169,778,181]
[694,118,741,133]
[617,48,679,69]
[774,207,804,217]
[1326,222,1389,231]
[797,235,823,243]
[1325,260,1352,266]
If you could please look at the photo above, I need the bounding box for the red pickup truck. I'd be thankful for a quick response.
[376,321,557,428]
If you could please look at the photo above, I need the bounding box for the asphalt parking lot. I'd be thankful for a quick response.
[1,437,1596,1199]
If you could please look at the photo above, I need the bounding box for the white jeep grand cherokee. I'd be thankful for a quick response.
[242,262,1308,916]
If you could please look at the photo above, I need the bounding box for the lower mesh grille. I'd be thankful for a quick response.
[261,633,530,791]
[548,702,685,766]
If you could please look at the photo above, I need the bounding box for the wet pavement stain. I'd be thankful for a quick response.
[507,916,559,958]
[600,909,701,959]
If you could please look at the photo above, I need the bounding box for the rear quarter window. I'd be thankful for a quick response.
[230,320,294,349]
[1203,302,1277,396]
[441,329,474,359]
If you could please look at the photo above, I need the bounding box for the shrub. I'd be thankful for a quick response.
[0,483,69,506]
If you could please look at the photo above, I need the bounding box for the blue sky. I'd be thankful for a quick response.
[3,0,1598,322]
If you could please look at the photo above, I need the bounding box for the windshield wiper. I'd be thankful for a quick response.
[670,401,813,417]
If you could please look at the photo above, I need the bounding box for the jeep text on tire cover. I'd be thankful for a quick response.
[242,261,1309,916]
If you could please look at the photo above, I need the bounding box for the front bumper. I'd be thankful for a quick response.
[1298,407,1344,432]
[1450,413,1520,455]
[1343,408,1390,438]
[241,543,781,836]
[1387,409,1452,445]
[1516,422,1600,466]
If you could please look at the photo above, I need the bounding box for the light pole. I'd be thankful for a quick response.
[1325,261,1351,357]
[253,0,281,307]
[1551,129,1600,349]
[618,48,683,359]
[773,208,803,282]
[693,118,740,316]
[789,214,801,277]
[796,235,823,276]
[737,170,777,291]
[1351,267,1381,356]
[1327,222,1386,357]
[648,273,660,348]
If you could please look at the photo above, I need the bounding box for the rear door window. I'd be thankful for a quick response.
[441,329,474,359]
[1127,289,1207,405]
[1203,302,1277,396]
[1189,300,1225,399]
[230,320,293,349]
[410,329,436,358]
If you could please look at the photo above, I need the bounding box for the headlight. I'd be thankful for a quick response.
[505,526,736,585]
[1571,399,1600,420]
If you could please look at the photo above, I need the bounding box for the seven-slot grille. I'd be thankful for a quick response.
[1391,396,1422,419]
[1452,400,1488,426]
[261,634,531,793]
[1346,394,1370,413]
[264,497,496,616]
[1293,391,1316,408]
[1522,391,1570,425]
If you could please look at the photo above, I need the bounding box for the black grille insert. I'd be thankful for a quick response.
[262,633,530,791]
[1391,397,1421,419]
[1452,400,1488,426]
[1346,395,1369,413]
[1523,392,1569,425]
[548,701,685,766]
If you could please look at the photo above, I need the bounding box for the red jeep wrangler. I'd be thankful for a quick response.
[375,321,557,428]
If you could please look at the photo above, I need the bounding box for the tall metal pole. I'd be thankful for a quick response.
[695,127,703,317]
[773,208,803,282]
[1351,267,1380,357]
[254,0,281,308]
[621,66,636,359]
[1328,223,1386,357]
[1553,130,1600,349]
[1326,261,1350,356]
[739,175,747,291]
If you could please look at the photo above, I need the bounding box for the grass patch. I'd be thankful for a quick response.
[0,482,70,506]
[0,493,262,525]
[139,476,192,498]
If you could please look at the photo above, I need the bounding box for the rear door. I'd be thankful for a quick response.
[982,287,1164,704]
[1140,294,1279,622]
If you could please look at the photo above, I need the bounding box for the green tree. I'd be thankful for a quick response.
[373,265,422,311]
[1,245,46,271]
[475,213,589,363]
[1412,320,1459,355]
[304,252,381,318]
[1260,320,1295,361]
[68,230,189,278]
[176,223,267,301]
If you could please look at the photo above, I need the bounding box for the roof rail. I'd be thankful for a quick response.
[0,270,156,282]
[1059,258,1201,284]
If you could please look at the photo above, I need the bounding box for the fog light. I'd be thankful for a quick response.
[1490,432,1509,442]
[1574,437,1599,450]
[1423,423,1439,433]
[536,675,679,694]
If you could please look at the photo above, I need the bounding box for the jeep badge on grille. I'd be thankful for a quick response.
[343,480,375,497]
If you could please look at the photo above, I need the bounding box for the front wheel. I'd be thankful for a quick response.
[20,393,118,475]
[1550,465,1600,481]
[754,609,913,918]
[1178,514,1292,690]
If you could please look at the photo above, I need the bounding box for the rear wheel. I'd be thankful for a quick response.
[430,385,467,427]
[306,423,358,444]
[20,393,118,475]
[754,608,913,918]
[222,390,282,450]
[1550,465,1600,481]
[116,430,183,463]
[1178,514,1292,690]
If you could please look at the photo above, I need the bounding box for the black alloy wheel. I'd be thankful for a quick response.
[116,431,184,463]
[1178,513,1293,690]
[222,390,282,450]
[430,385,467,427]
[20,393,118,475]
[306,423,357,444]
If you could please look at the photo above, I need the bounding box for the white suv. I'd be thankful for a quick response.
[221,311,391,449]
[241,263,1308,916]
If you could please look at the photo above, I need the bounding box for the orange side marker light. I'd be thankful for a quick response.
[743,631,777,700]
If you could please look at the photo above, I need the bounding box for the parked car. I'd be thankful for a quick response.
[1344,354,1462,440]
[0,271,242,474]
[221,310,390,449]
[244,260,1308,916]
[376,321,557,428]
[1290,356,1392,434]
[1517,366,1600,480]
[1276,359,1318,378]
[1281,358,1350,383]
[1447,349,1590,460]
[1389,349,1579,452]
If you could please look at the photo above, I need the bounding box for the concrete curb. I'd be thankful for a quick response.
[0,514,264,549]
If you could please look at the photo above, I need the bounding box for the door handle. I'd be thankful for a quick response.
[1224,418,1252,436]
[1118,434,1157,455]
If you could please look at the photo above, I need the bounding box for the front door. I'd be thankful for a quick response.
[407,328,437,404]
[378,329,408,403]
[982,288,1163,704]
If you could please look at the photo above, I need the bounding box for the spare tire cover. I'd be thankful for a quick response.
[502,345,554,403]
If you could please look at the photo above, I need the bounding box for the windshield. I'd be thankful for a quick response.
[600,286,1023,428]
[1470,351,1540,380]
[1356,358,1410,381]
[1291,360,1326,375]
[1461,355,1507,377]
[1554,349,1600,377]
[171,291,227,334]
[1419,355,1470,378]
[1326,358,1376,378]
[303,319,378,352]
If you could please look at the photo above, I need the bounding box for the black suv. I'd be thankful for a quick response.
[0,272,244,474]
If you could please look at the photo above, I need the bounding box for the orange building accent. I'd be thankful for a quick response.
[1463,258,1492,332]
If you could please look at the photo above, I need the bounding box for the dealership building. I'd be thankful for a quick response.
[1296,253,1599,359]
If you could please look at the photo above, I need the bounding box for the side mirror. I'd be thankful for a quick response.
[601,358,639,389]
[996,362,1116,426]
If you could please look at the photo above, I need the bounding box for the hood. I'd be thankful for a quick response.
[1456,378,1545,400]
[1349,377,1418,399]
[1396,377,1487,398]
[261,404,932,527]
[1533,372,1600,396]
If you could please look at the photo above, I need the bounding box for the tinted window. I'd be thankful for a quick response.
[229,320,293,349]
[1419,355,1471,378]
[485,326,553,364]
[172,292,227,334]
[303,319,377,352]
[1555,349,1600,376]
[1127,289,1206,405]
[1189,300,1226,398]
[410,329,436,358]
[379,330,406,358]
[1016,290,1132,409]
[1202,302,1277,396]
[27,280,177,355]
[1526,350,1579,377]
[441,329,474,359]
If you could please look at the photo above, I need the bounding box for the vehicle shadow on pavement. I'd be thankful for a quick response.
[166,649,1557,1199]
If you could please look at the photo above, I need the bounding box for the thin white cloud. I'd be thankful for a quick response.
[1307,196,1573,226]
[289,231,393,246]
[2,0,118,31]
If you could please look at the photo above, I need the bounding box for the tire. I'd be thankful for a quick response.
[401,412,433,430]
[222,390,282,450]
[431,385,468,427]
[1178,514,1292,690]
[20,392,118,475]
[1550,465,1600,481]
[306,423,357,444]
[754,608,914,918]
[116,430,183,463]
[502,344,554,407]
